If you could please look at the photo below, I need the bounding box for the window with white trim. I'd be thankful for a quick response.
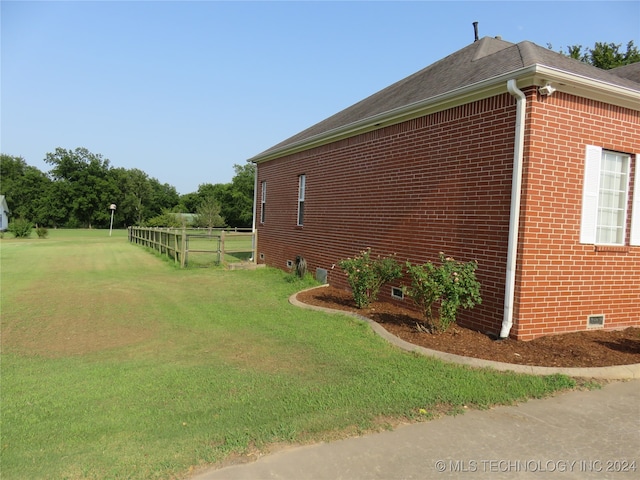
[260,181,266,224]
[297,174,306,226]
[581,146,639,246]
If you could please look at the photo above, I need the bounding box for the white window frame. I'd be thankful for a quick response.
[260,181,266,224]
[631,154,640,246]
[297,174,306,226]
[580,145,636,246]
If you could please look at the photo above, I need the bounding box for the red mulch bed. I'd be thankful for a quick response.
[295,286,640,368]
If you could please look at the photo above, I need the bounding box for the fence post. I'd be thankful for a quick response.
[220,230,226,265]
[180,227,187,268]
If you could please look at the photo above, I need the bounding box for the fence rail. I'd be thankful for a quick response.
[128,227,256,268]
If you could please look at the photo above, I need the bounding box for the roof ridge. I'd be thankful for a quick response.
[251,38,639,162]
[472,36,515,62]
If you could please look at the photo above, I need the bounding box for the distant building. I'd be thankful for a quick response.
[0,195,9,231]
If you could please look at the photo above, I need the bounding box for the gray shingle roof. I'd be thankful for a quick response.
[253,37,639,161]
[609,62,640,83]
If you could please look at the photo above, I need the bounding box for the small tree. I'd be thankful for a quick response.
[194,196,225,233]
[36,226,49,239]
[8,218,33,238]
[338,248,402,308]
[405,253,481,333]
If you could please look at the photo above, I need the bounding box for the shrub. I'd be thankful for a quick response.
[8,218,33,238]
[405,253,481,333]
[146,213,184,228]
[338,248,402,308]
[36,226,49,239]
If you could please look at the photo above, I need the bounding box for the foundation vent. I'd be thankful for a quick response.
[316,268,328,284]
[391,287,404,300]
[587,315,605,328]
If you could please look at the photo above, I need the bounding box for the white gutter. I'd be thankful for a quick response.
[500,79,526,339]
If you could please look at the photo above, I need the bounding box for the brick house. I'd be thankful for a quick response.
[249,37,640,340]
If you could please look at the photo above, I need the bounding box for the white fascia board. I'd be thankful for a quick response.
[530,65,640,110]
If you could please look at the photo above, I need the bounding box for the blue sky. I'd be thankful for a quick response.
[2,1,639,195]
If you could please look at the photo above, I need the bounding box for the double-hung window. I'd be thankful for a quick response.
[581,145,639,246]
[297,174,306,226]
[260,181,266,224]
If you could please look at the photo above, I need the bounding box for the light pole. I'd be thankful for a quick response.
[109,204,116,236]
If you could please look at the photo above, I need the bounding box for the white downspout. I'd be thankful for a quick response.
[500,79,526,339]
[251,163,258,262]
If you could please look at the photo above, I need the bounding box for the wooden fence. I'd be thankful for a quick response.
[128,227,256,268]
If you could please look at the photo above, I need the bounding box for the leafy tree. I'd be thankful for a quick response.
[0,154,52,225]
[551,40,640,69]
[146,178,180,220]
[2,147,255,229]
[194,196,225,232]
[178,164,255,228]
[44,147,114,228]
[110,167,153,226]
[214,163,255,228]
[175,192,202,213]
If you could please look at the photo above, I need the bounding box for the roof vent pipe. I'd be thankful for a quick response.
[473,22,479,42]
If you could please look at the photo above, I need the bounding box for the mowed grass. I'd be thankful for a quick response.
[0,230,575,479]
[184,232,254,267]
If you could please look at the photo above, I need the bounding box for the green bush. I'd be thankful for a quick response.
[405,253,481,333]
[146,212,184,228]
[338,248,402,308]
[36,226,49,239]
[8,218,33,238]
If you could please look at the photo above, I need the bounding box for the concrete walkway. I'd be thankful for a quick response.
[193,380,639,479]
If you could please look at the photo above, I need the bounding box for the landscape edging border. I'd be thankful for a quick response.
[289,285,640,380]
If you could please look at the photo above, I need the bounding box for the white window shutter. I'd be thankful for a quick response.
[580,145,602,244]
[631,154,640,246]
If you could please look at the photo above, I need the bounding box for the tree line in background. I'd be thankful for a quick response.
[2,41,637,233]
[1,147,255,230]
[552,40,639,69]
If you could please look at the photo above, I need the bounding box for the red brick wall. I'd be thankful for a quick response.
[256,89,640,340]
[257,93,518,336]
[514,91,640,340]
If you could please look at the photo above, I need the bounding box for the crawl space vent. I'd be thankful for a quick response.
[316,268,328,284]
[391,287,404,300]
[587,315,605,328]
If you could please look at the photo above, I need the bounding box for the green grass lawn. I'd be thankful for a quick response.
[0,230,575,479]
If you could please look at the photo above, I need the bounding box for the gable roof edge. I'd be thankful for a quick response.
[250,66,538,164]
[532,64,640,110]
[251,64,640,164]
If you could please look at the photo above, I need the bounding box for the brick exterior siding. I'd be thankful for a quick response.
[515,90,640,340]
[256,87,640,340]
